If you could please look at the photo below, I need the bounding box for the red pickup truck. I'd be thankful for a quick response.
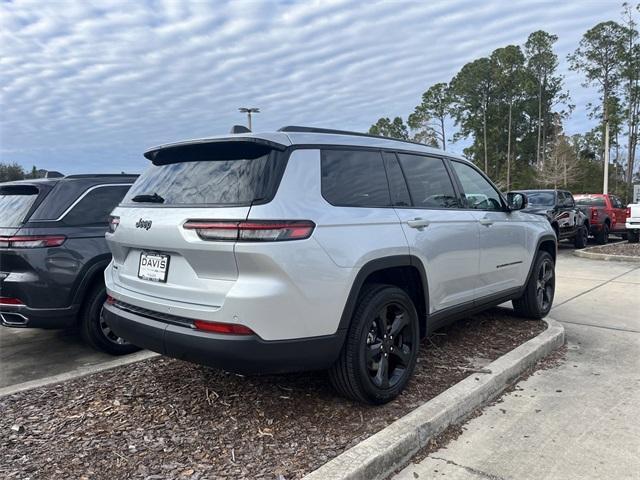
[574,194,627,244]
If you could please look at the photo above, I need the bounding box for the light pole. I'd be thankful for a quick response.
[238,107,260,131]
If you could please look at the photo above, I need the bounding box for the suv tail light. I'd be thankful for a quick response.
[0,235,66,248]
[591,209,598,221]
[194,319,255,335]
[627,207,631,219]
[108,216,120,234]
[183,220,315,242]
[0,297,25,306]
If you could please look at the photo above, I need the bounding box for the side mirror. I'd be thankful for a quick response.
[507,192,527,211]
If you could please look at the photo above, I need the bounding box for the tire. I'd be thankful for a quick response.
[329,284,420,405]
[80,283,140,355]
[629,231,640,244]
[574,225,588,249]
[512,251,555,319]
[596,223,609,244]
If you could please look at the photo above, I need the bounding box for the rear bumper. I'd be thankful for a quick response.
[102,303,345,374]
[0,304,78,328]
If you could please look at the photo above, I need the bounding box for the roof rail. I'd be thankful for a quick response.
[64,173,139,179]
[278,125,433,149]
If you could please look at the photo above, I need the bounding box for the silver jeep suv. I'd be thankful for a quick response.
[103,126,556,404]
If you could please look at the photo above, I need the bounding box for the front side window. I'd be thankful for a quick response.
[396,154,458,208]
[63,185,131,225]
[382,152,411,207]
[450,161,503,211]
[321,149,391,207]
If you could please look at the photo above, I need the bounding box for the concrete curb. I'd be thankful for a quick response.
[573,248,640,263]
[0,351,159,398]
[303,318,565,480]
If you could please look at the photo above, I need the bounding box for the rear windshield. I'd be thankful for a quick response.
[0,185,39,227]
[575,196,606,207]
[526,192,555,207]
[122,154,278,206]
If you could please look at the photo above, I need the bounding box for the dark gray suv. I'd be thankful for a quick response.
[0,174,139,354]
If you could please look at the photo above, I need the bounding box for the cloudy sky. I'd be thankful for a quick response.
[0,0,625,174]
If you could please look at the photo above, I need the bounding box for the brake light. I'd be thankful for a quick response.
[591,209,598,221]
[183,220,315,242]
[0,297,24,305]
[108,216,120,234]
[193,320,255,335]
[0,235,66,248]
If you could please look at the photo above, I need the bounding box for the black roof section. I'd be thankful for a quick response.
[278,125,432,149]
[64,174,139,179]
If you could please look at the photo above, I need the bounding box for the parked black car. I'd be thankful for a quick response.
[510,189,589,249]
[0,174,139,354]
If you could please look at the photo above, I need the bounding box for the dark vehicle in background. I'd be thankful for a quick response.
[574,193,627,244]
[0,174,139,355]
[511,189,589,249]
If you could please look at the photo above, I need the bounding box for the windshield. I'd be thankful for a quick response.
[0,185,39,227]
[526,192,555,207]
[575,196,605,207]
[122,154,274,206]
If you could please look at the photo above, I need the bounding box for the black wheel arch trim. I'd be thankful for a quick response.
[71,254,111,308]
[336,255,429,335]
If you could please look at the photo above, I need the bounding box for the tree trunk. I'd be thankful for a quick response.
[441,117,446,151]
[537,80,543,169]
[483,107,488,173]
[506,102,512,191]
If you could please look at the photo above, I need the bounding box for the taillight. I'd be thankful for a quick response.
[627,207,632,219]
[0,297,24,305]
[193,319,255,335]
[591,209,598,221]
[108,216,120,234]
[183,220,315,242]
[0,235,66,248]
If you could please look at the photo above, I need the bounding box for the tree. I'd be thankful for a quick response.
[450,57,496,173]
[569,21,626,193]
[620,2,640,200]
[368,117,409,140]
[407,83,453,150]
[525,31,560,168]
[491,45,527,190]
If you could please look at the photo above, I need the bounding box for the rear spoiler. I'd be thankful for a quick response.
[144,138,288,165]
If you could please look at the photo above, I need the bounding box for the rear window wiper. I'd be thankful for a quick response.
[131,192,165,203]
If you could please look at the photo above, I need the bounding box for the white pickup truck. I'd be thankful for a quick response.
[627,203,640,243]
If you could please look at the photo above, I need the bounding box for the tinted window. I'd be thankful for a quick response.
[611,196,623,209]
[0,185,39,227]
[450,161,503,210]
[558,192,574,207]
[575,195,605,207]
[123,154,274,206]
[321,150,390,207]
[382,152,411,207]
[528,192,556,206]
[63,185,131,226]
[396,154,458,208]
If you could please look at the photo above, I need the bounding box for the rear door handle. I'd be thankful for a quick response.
[407,218,430,229]
[479,218,494,226]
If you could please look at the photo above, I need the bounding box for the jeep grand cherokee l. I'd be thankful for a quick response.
[103,126,557,404]
[0,174,139,355]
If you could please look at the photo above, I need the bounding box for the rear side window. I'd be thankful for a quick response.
[396,154,459,208]
[0,185,39,227]
[575,196,605,207]
[63,185,131,226]
[123,154,275,206]
[321,150,391,207]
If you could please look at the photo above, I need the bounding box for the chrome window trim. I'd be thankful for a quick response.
[37,183,133,222]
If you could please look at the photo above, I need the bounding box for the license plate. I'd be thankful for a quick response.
[138,252,170,283]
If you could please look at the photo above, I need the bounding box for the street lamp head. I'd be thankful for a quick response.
[239,107,260,114]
